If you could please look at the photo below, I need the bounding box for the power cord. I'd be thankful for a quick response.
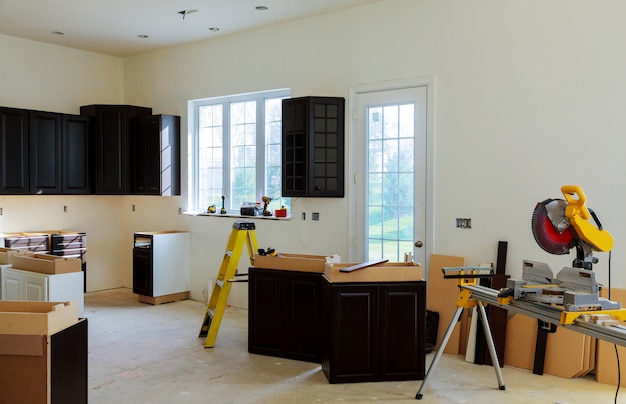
[614,343,620,404]
[608,250,620,403]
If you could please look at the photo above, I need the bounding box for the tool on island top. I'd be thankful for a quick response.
[339,259,388,273]
[220,195,227,214]
[199,220,258,348]
[416,266,504,400]
[498,185,625,324]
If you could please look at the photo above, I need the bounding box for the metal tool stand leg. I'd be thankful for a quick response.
[476,300,506,390]
[416,306,464,399]
[416,302,506,399]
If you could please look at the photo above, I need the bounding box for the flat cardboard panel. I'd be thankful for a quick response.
[504,313,537,370]
[254,253,337,273]
[596,288,626,386]
[0,334,48,403]
[544,326,587,378]
[0,301,78,335]
[427,254,465,354]
[10,253,81,274]
[324,262,422,283]
[0,334,44,356]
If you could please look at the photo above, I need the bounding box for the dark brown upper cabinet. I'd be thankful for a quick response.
[282,96,345,197]
[0,107,29,194]
[80,104,152,194]
[131,114,181,196]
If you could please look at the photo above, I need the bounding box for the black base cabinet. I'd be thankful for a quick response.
[248,267,322,363]
[321,280,426,384]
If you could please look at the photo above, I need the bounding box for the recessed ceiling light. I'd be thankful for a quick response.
[137,34,149,39]
[255,6,268,11]
[178,9,199,19]
[52,31,64,36]
[209,27,220,32]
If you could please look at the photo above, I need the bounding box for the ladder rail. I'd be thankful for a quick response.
[199,221,258,348]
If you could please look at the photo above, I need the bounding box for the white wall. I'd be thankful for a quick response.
[3,0,626,306]
[124,0,626,302]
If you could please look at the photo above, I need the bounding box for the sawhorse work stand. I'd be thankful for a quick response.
[416,267,505,399]
[199,220,258,348]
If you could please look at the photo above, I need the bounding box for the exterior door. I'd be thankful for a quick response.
[353,84,430,267]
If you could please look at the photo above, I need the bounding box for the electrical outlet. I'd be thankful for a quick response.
[302,212,306,220]
[132,205,136,212]
[312,212,320,221]
[63,205,68,213]
[456,218,472,229]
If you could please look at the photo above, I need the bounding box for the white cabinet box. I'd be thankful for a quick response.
[0,267,84,316]
[133,231,190,304]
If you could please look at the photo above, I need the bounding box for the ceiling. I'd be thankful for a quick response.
[0,0,379,57]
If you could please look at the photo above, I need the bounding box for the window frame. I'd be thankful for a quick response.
[188,88,290,214]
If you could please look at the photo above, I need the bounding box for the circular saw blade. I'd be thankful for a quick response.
[531,199,575,255]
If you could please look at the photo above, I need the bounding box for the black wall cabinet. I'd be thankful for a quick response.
[80,104,152,194]
[282,96,345,197]
[0,107,92,195]
[131,114,181,195]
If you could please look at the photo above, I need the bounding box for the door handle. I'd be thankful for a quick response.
[415,241,423,248]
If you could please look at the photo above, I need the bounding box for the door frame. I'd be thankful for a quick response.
[347,76,435,277]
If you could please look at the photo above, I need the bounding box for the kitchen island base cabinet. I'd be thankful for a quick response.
[248,267,322,363]
[321,280,426,384]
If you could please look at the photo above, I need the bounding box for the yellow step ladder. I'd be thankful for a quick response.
[198,220,258,348]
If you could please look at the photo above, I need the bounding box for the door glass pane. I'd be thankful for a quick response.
[367,102,415,262]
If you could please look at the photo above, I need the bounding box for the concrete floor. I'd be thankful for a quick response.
[86,288,622,403]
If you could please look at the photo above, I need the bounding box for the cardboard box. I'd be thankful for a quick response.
[324,261,422,283]
[0,317,87,403]
[254,253,340,273]
[0,247,19,264]
[0,301,78,335]
[9,253,81,274]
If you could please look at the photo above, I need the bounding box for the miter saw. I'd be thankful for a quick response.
[500,185,621,314]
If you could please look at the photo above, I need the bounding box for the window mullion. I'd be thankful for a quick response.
[256,96,265,200]
[223,101,232,211]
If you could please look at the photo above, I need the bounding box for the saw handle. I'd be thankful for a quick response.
[561,185,591,220]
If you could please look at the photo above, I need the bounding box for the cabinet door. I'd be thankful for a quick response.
[308,98,344,197]
[132,247,153,296]
[132,115,180,195]
[329,284,379,383]
[2,268,21,300]
[283,271,322,362]
[29,111,62,194]
[23,272,48,301]
[0,107,29,194]
[62,115,92,194]
[94,107,128,194]
[248,268,282,355]
[379,283,426,380]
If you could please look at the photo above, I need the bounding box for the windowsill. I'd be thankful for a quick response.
[184,211,291,220]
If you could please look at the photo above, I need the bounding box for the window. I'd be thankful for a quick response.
[189,89,290,214]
